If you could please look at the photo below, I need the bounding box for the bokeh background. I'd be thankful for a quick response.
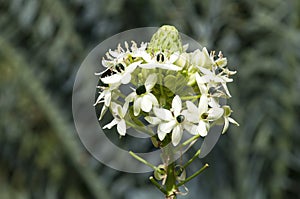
[1,0,300,199]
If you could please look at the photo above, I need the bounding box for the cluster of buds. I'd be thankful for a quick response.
[94,26,238,147]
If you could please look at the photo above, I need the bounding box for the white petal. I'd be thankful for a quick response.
[117,119,126,136]
[195,73,208,94]
[158,63,182,70]
[207,107,224,120]
[153,107,173,121]
[222,82,232,97]
[99,106,108,120]
[228,117,239,126]
[159,120,176,133]
[145,116,161,125]
[121,73,132,84]
[133,97,142,116]
[148,93,159,106]
[94,92,105,106]
[182,110,198,123]
[145,73,157,90]
[139,63,158,69]
[222,117,229,134]
[141,95,153,113]
[186,101,198,114]
[198,95,208,114]
[172,125,183,146]
[122,102,129,117]
[157,129,167,141]
[101,74,122,84]
[168,52,179,63]
[183,123,198,135]
[103,119,118,129]
[126,61,141,73]
[125,92,136,102]
[197,120,207,137]
[104,91,111,107]
[172,95,182,116]
[199,67,213,76]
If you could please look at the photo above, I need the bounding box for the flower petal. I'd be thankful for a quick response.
[103,118,118,129]
[104,91,111,107]
[148,93,159,106]
[101,74,122,84]
[145,73,157,90]
[197,120,207,137]
[145,116,161,125]
[159,120,176,133]
[168,52,179,63]
[153,107,173,121]
[157,129,167,141]
[183,123,198,135]
[207,107,224,120]
[172,125,183,146]
[222,117,229,134]
[198,95,208,114]
[228,117,239,126]
[133,97,142,116]
[117,119,126,136]
[141,95,153,113]
[186,101,198,114]
[172,95,182,116]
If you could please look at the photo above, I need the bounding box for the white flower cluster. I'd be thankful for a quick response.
[94,41,238,146]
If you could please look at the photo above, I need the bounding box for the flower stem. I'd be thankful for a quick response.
[182,148,201,169]
[129,151,158,171]
[176,163,209,187]
[149,176,168,195]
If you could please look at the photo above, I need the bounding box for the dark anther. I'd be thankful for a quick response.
[156,52,165,63]
[136,85,146,95]
[115,63,125,72]
[176,115,185,123]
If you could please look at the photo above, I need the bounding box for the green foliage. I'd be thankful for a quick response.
[0,0,299,199]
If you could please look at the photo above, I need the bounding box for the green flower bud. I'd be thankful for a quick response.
[148,25,183,54]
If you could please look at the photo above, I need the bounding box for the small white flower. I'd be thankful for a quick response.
[190,47,214,69]
[195,72,220,108]
[139,51,182,71]
[103,102,129,136]
[126,74,158,116]
[99,60,142,85]
[197,67,233,97]
[94,83,120,120]
[185,95,224,137]
[146,95,196,146]
[221,105,239,134]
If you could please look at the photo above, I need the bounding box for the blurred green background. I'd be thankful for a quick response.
[1,0,300,199]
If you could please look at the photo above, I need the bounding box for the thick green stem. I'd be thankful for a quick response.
[161,144,178,198]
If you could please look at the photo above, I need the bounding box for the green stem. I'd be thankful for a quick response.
[129,151,158,171]
[149,176,168,195]
[176,163,209,187]
[161,144,178,198]
[182,149,201,169]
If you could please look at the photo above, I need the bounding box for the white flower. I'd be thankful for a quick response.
[197,66,233,97]
[190,47,214,69]
[221,105,239,134]
[94,83,120,120]
[99,60,142,85]
[146,95,196,146]
[185,95,224,137]
[103,102,129,136]
[139,51,182,71]
[126,74,158,116]
[195,72,220,108]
